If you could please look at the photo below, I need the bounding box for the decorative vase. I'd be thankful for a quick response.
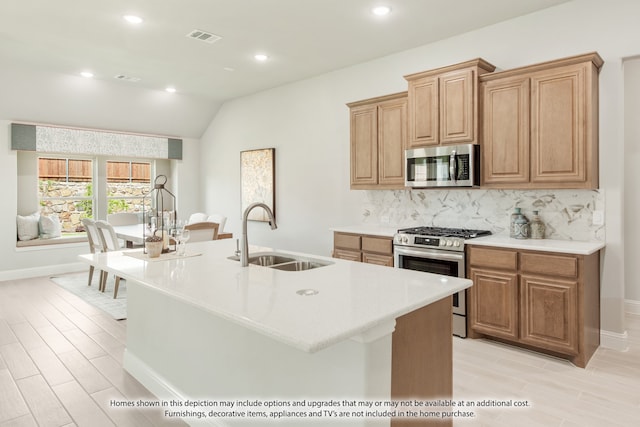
[146,241,163,258]
[514,214,529,239]
[510,207,523,238]
[530,210,546,239]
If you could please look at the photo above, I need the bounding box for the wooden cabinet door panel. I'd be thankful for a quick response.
[363,252,394,267]
[482,77,530,184]
[520,275,579,355]
[408,76,438,147]
[361,236,393,255]
[333,249,362,262]
[468,246,517,270]
[531,64,586,184]
[378,97,407,186]
[334,232,361,250]
[350,105,378,186]
[440,69,474,144]
[469,268,519,339]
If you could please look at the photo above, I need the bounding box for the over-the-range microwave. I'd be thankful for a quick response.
[405,143,480,188]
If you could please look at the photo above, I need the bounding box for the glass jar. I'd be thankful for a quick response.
[530,210,546,239]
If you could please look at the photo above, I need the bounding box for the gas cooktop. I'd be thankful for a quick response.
[397,226,492,239]
[394,226,492,252]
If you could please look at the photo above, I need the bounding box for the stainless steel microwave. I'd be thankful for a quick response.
[405,144,480,188]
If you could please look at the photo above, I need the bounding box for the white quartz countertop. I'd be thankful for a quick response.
[78,239,470,353]
[329,225,399,238]
[465,235,605,255]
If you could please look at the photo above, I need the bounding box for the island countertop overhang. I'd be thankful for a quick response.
[78,239,471,353]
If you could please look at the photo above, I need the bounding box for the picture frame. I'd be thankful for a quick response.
[240,148,275,222]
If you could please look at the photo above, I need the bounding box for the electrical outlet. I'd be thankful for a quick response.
[592,210,605,225]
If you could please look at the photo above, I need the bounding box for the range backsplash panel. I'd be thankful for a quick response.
[361,189,604,242]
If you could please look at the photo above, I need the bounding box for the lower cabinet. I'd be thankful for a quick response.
[467,246,600,367]
[333,232,394,267]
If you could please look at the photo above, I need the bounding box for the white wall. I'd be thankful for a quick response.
[624,58,640,307]
[200,0,640,342]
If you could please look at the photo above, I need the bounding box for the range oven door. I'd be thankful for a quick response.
[394,245,467,337]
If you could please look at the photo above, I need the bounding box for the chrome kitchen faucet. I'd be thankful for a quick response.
[240,202,277,267]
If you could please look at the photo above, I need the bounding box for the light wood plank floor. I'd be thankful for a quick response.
[1,275,639,426]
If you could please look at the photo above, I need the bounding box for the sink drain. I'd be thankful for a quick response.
[296,289,319,296]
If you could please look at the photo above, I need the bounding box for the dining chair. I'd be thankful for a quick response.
[184,221,219,242]
[95,220,124,299]
[81,218,104,288]
[187,212,208,224]
[107,212,139,226]
[206,213,227,232]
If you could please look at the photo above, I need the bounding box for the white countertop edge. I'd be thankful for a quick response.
[329,225,398,238]
[466,235,605,255]
[87,254,471,353]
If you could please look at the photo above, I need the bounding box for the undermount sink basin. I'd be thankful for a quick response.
[228,251,333,271]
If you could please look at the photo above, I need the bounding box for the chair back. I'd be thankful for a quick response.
[184,221,219,242]
[81,218,103,253]
[188,212,208,224]
[107,212,139,226]
[206,214,227,232]
[95,220,122,251]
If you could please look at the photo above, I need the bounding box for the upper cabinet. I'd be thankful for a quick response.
[404,59,496,148]
[347,92,407,190]
[481,52,603,189]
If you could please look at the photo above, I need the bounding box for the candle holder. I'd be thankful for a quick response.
[143,175,176,254]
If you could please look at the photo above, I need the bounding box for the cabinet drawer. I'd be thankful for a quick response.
[468,247,517,270]
[333,249,362,262]
[363,252,394,267]
[362,236,393,254]
[521,252,578,279]
[334,232,361,250]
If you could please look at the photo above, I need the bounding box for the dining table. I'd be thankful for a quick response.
[113,224,232,248]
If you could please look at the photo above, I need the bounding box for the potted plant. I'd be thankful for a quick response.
[145,235,163,258]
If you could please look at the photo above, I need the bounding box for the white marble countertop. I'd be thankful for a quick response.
[465,235,605,255]
[329,225,399,238]
[78,238,470,353]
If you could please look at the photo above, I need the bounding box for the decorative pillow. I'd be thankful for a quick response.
[17,212,40,241]
[39,214,62,239]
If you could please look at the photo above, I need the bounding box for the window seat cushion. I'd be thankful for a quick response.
[16,234,87,247]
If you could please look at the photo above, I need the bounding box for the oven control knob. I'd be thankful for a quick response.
[453,240,461,247]
[402,236,409,244]
[446,240,453,246]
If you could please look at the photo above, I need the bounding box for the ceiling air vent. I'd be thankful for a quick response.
[186,29,222,44]
[114,74,141,82]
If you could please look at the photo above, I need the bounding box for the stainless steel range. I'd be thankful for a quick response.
[393,226,491,338]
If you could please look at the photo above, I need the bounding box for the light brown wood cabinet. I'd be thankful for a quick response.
[347,92,407,190]
[466,245,600,367]
[333,231,393,267]
[481,52,603,189]
[404,59,495,148]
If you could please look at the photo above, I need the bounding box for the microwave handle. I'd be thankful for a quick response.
[449,150,457,182]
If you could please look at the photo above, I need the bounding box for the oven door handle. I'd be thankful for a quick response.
[394,246,464,262]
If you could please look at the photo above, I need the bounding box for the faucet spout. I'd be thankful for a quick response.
[240,202,277,267]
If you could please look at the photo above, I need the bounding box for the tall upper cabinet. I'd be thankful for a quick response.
[404,59,496,148]
[347,92,408,190]
[480,52,603,189]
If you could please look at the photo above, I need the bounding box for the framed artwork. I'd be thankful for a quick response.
[240,148,275,222]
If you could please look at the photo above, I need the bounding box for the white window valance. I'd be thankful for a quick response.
[11,123,182,160]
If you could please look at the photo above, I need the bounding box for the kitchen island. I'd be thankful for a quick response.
[79,239,471,427]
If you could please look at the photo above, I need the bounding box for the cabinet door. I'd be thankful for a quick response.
[333,249,362,262]
[362,252,394,267]
[377,97,407,186]
[408,76,438,147]
[520,275,579,355]
[440,69,474,144]
[350,104,378,187]
[469,268,519,340]
[482,77,530,185]
[530,63,586,185]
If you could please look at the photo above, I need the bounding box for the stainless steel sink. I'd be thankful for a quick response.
[228,251,333,271]
[269,260,331,271]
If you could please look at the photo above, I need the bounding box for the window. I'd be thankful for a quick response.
[106,160,152,215]
[38,157,93,233]
[37,156,154,234]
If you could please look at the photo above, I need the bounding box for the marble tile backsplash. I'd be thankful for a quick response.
[360,189,604,242]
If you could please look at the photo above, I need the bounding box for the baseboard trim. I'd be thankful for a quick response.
[0,262,85,282]
[123,350,225,427]
[600,329,629,352]
[625,299,640,315]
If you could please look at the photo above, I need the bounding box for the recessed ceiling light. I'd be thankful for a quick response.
[372,6,391,16]
[165,86,176,93]
[123,15,143,24]
[254,54,268,62]
[80,71,94,78]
